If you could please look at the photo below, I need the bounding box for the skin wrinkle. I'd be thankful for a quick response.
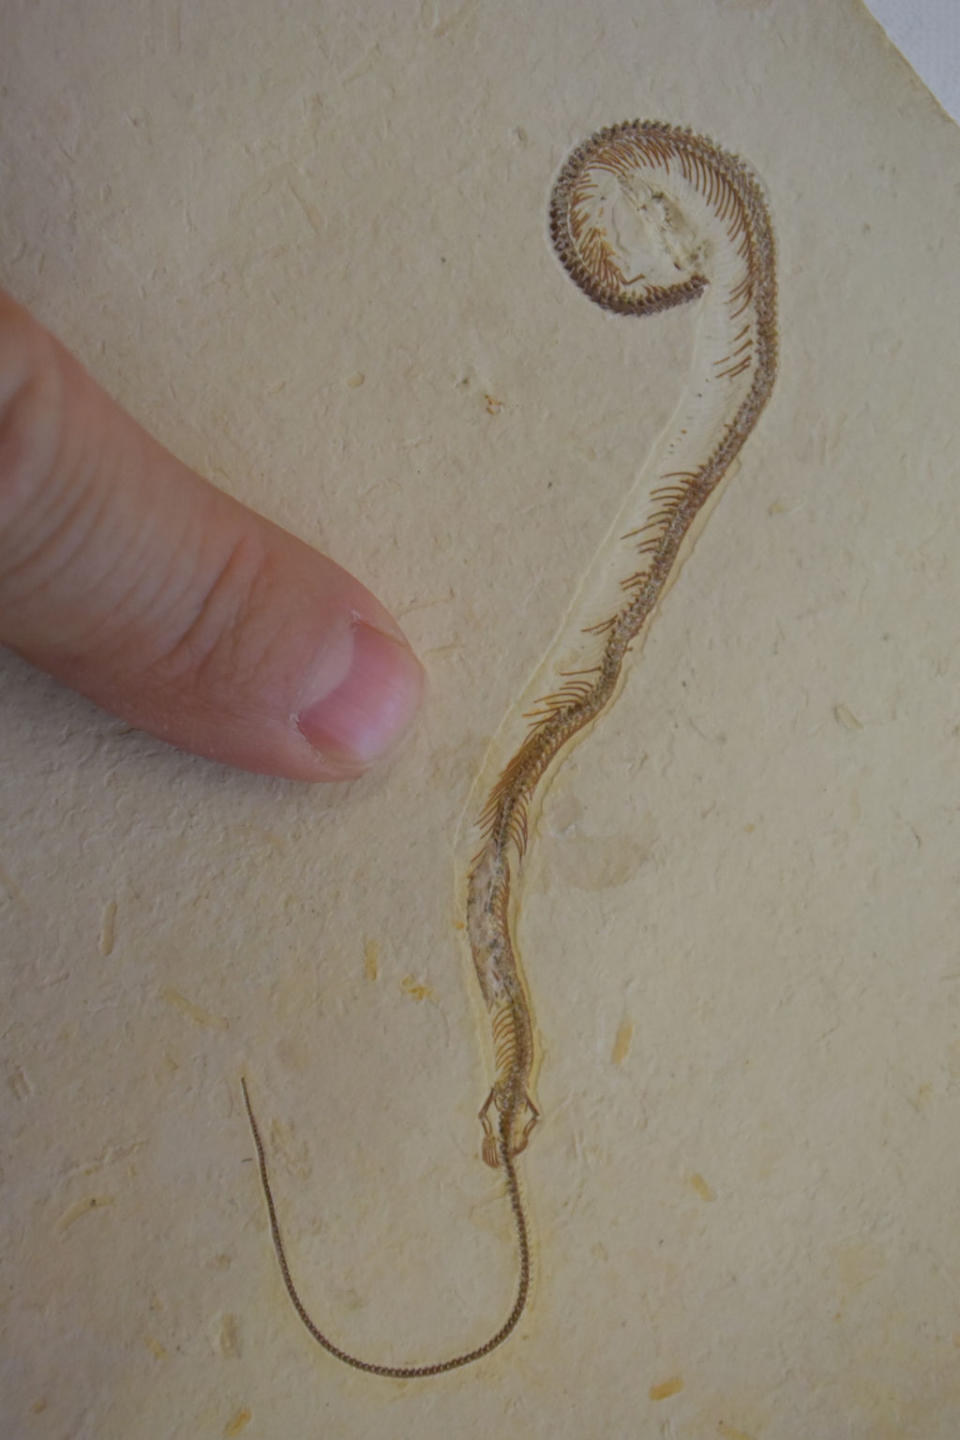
[0,385,70,594]
[0,312,53,530]
[0,342,131,644]
[152,530,269,690]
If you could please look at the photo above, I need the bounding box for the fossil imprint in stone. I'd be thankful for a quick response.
[242,121,778,1377]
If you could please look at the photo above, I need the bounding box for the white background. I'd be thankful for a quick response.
[866,0,960,122]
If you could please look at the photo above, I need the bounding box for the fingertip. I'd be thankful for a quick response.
[296,619,425,774]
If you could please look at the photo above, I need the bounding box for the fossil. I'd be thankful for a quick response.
[243,119,778,1376]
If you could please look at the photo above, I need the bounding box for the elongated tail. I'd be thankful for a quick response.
[241,1078,531,1377]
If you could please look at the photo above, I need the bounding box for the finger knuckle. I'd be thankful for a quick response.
[0,297,66,592]
[153,530,273,692]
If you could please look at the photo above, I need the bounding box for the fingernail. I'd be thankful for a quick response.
[297,620,424,768]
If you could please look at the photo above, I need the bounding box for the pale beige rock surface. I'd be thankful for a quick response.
[3,2,960,1436]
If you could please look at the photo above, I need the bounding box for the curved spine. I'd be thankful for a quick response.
[463,122,777,1187]
[243,119,778,1377]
